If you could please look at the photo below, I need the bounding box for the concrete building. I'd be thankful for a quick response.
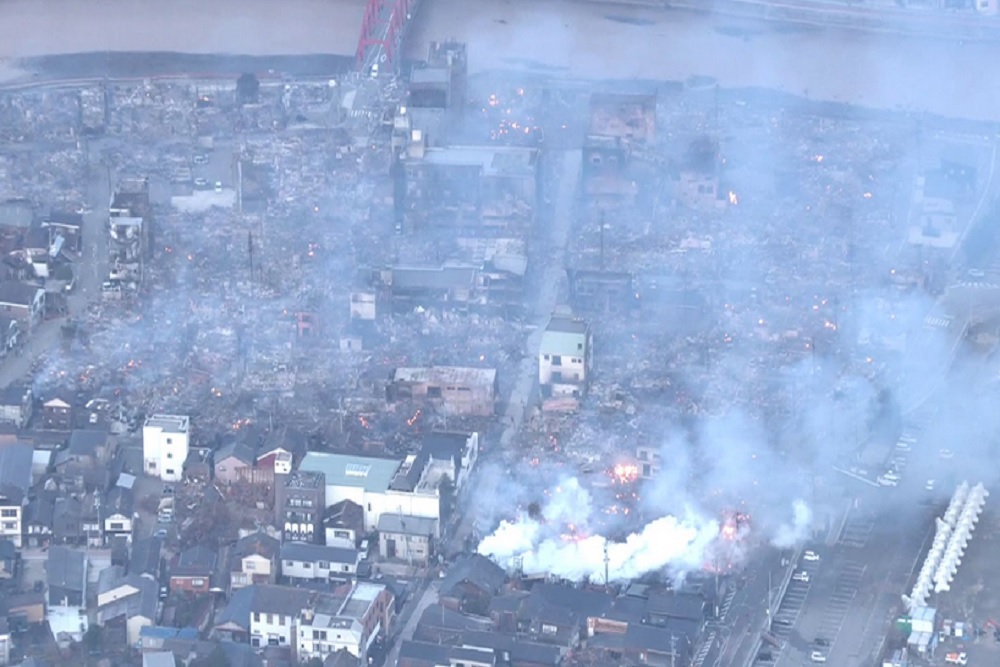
[280,543,362,583]
[274,471,326,544]
[0,443,32,548]
[538,315,593,400]
[387,366,498,417]
[296,581,393,664]
[298,452,444,535]
[142,414,190,482]
[377,514,437,564]
[248,585,313,649]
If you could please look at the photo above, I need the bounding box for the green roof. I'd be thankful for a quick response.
[298,452,401,493]
[540,330,587,358]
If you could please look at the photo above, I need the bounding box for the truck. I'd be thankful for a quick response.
[945,652,967,665]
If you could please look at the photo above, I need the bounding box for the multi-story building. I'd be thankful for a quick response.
[274,471,325,544]
[142,414,190,482]
[248,585,313,649]
[538,315,593,400]
[0,443,32,548]
[296,582,393,663]
[107,178,153,296]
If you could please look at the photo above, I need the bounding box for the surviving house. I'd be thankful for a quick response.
[23,493,54,547]
[323,499,364,547]
[280,542,362,583]
[0,384,31,428]
[246,584,313,648]
[296,581,394,663]
[0,442,32,547]
[101,485,135,544]
[377,514,437,564]
[169,544,220,595]
[96,565,159,644]
[46,546,88,607]
[420,430,479,493]
[539,315,593,403]
[142,414,190,482]
[274,470,325,544]
[387,366,498,417]
[39,394,73,431]
[214,441,255,485]
[0,282,44,331]
[438,554,506,615]
[229,531,280,591]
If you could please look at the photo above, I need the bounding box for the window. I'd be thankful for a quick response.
[278,616,285,626]
[318,561,329,570]
[577,342,583,350]
[552,355,562,366]
[166,437,172,445]
[0,509,16,518]
[191,579,205,587]
[542,623,558,635]
[109,522,124,531]
[2,522,15,531]
[165,469,175,476]
[342,565,349,572]
[285,561,294,568]
[427,386,442,398]
[251,637,260,648]
[267,614,274,624]
[543,354,550,361]
[166,452,173,459]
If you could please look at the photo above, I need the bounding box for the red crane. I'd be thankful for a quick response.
[356,0,411,72]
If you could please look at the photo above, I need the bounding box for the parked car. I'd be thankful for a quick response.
[810,650,827,663]
[814,638,830,648]
[792,571,810,583]
[803,550,820,562]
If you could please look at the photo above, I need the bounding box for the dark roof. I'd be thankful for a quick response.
[529,582,613,619]
[46,546,87,591]
[173,544,218,576]
[100,574,158,622]
[102,485,134,519]
[421,430,471,465]
[460,630,563,665]
[414,603,492,642]
[246,584,312,615]
[439,554,505,598]
[0,442,32,503]
[231,532,280,561]
[220,641,266,667]
[377,513,437,536]
[644,590,707,622]
[25,494,55,527]
[0,281,41,307]
[0,383,30,406]
[216,440,255,466]
[129,536,163,578]
[66,429,107,458]
[398,640,452,664]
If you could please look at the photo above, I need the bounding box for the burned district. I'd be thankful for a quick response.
[3,3,1000,667]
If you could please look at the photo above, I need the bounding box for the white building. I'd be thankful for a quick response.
[281,543,362,583]
[538,315,593,398]
[0,443,32,548]
[298,452,443,536]
[296,582,392,663]
[142,414,190,482]
[248,585,312,649]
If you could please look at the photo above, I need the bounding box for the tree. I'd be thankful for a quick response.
[236,73,260,104]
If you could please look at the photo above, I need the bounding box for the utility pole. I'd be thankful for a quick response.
[603,540,610,588]
[247,230,254,298]
[670,633,677,667]
[599,209,606,272]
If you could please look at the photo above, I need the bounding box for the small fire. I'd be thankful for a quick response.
[611,464,639,484]
[358,416,371,429]
[407,409,422,427]
[728,191,739,206]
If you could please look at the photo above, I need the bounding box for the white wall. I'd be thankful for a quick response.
[282,557,357,581]
[142,419,189,482]
[0,506,22,548]
[371,491,440,535]
[539,353,587,389]
[297,621,365,660]
[250,613,296,648]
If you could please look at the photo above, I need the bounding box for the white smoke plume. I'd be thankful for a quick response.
[477,477,722,582]
[770,499,813,548]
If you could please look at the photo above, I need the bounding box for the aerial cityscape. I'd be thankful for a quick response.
[1,1,1000,667]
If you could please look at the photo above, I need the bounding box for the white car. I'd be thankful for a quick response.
[194,177,207,187]
[939,448,955,460]
[214,181,223,193]
[926,479,936,491]
[803,550,820,562]
[882,471,900,481]
[810,651,828,663]
[895,441,912,452]
[878,476,899,487]
[792,571,810,583]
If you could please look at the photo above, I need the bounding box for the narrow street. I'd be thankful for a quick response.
[385,149,582,667]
